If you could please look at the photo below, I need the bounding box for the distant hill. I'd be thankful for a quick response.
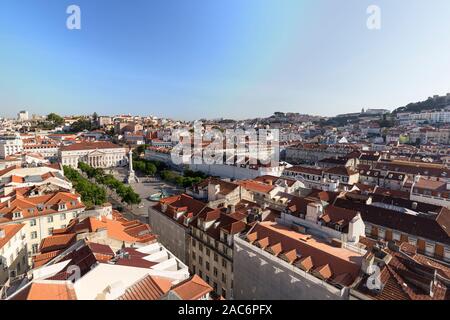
[393,94,450,114]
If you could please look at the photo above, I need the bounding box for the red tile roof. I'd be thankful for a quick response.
[237,180,276,193]
[0,224,24,250]
[0,191,84,221]
[118,275,172,300]
[10,281,77,300]
[60,141,124,151]
[171,275,213,300]
[245,222,363,286]
[40,233,77,253]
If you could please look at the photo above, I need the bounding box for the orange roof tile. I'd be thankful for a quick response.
[0,224,24,250]
[118,275,172,300]
[11,281,77,300]
[40,233,77,253]
[171,275,213,300]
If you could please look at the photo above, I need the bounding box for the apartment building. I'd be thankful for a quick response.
[233,221,365,300]
[148,194,208,265]
[0,224,28,287]
[189,208,247,299]
[0,165,72,197]
[0,134,23,159]
[334,194,450,263]
[285,143,360,164]
[351,240,450,300]
[358,168,407,190]
[0,190,85,258]
[22,137,59,159]
[410,177,450,207]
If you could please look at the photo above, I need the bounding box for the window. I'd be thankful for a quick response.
[13,212,21,219]
[425,242,435,256]
[192,238,196,247]
[32,244,39,254]
[199,270,203,278]
[378,228,385,239]
[408,237,417,246]
[213,282,218,292]
[222,288,227,298]
[47,216,53,223]
[213,267,218,277]
[31,231,38,239]
[222,258,227,268]
[393,232,401,241]
[444,247,450,262]
[206,276,210,284]
[214,253,218,262]
[60,213,66,220]
[48,228,54,235]
[206,248,210,257]
[199,243,203,252]
[222,273,227,284]
[206,261,210,271]
[192,252,196,261]
[199,256,203,266]
[30,219,37,227]
[365,225,371,234]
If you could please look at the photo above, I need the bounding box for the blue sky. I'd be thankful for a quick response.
[1,0,450,120]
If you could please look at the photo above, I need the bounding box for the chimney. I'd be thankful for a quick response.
[361,251,375,275]
[306,202,323,223]
[348,212,365,242]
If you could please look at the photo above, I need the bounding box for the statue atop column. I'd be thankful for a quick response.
[126,149,139,184]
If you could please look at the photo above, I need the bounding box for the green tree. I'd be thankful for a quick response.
[71,119,92,132]
[47,113,64,126]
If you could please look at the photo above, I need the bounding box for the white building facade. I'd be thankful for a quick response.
[59,142,128,168]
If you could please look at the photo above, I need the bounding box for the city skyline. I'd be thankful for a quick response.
[1,0,450,120]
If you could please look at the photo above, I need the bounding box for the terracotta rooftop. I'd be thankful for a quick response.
[334,197,450,245]
[60,141,124,151]
[52,213,157,244]
[118,275,172,300]
[285,165,323,176]
[237,180,277,194]
[0,191,84,221]
[245,221,363,286]
[40,233,77,254]
[0,223,24,250]
[355,242,449,300]
[154,194,207,227]
[10,280,77,300]
[171,275,213,300]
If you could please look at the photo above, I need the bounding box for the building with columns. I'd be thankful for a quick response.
[59,142,128,168]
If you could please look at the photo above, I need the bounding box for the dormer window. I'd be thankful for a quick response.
[58,203,67,211]
[13,212,21,219]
